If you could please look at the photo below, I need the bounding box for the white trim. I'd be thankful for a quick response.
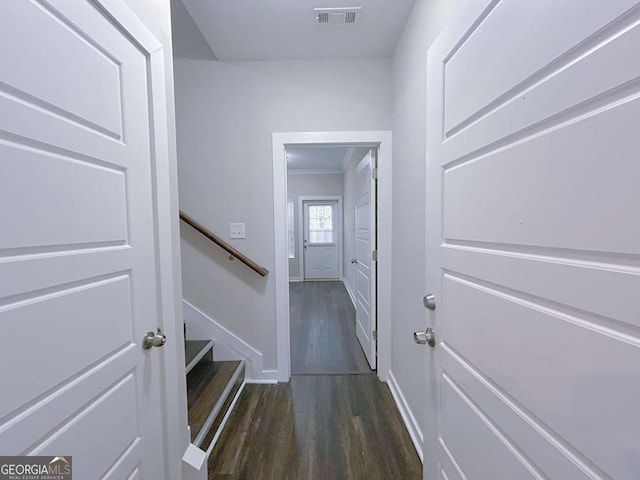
[342,277,356,309]
[273,131,392,383]
[183,300,277,382]
[245,377,279,385]
[298,195,343,280]
[289,277,304,282]
[387,371,424,462]
[94,0,163,52]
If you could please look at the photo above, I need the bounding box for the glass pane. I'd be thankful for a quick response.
[309,231,333,243]
[308,204,334,244]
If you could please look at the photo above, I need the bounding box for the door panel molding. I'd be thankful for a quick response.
[0,1,186,478]
[355,150,377,369]
[425,2,640,479]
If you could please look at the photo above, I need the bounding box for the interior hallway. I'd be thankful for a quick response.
[207,281,421,479]
[290,281,372,374]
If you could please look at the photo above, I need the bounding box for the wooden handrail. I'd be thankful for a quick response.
[179,211,269,277]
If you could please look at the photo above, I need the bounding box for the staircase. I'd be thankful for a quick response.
[178,213,268,479]
[184,337,246,456]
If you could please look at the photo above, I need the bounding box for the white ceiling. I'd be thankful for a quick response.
[287,146,370,173]
[178,0,417,61]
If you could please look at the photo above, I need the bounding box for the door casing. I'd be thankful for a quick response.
[272,131,391,382]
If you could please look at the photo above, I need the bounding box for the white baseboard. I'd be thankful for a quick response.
[341,277,356,309]
[289,276,303,282]
[183,299,279,382]
[245,376,278,384]
[387,370,423,462]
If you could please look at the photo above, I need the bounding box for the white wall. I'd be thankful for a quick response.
[175,58,391,372]
[390,0,459,450]
[287,173,344,280]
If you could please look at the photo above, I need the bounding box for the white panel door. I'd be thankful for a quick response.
[424,2,640,480]
[355,150,376,369]
[303,201,340,279]
[0,1,168,478]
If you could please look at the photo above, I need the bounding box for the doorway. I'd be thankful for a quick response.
[288,146,372,375]
[272,131,391,381]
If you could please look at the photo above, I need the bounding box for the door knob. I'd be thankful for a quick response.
[351,258,357,264]
[143,327,166,350]
[423,293,436,311]
[413,327,436,347]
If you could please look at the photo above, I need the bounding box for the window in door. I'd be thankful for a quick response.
[308,204,334,244]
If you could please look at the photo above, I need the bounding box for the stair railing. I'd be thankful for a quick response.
[179,211,269,277]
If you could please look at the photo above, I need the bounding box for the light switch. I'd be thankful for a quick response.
[229,223,245,239]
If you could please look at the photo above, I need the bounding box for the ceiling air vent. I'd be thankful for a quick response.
[315,7,361,24]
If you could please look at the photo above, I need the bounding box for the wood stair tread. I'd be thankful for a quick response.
[187,360,243,445]
[199,367,245,452]
[185,339,215,374]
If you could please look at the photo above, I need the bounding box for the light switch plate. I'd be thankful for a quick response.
[229,223,245,239]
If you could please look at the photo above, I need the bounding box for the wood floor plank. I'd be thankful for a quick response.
[208,375,422,480]
[289,281,373,374]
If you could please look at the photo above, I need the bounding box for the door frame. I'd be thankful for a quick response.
[299,196,343,280]
[95,1,188,477]
[273,131,392,382]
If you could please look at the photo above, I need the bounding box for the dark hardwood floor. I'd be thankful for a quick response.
[206,281,420,479]
[208,375,422,480]
[289,281,372,375]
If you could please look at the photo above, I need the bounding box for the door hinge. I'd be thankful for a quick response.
[372,167,378,179]
[372,250,378,261]
[373,330,378,342]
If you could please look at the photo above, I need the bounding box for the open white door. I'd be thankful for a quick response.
[303,200,340,279]
[355,150,377,369]
[0,1,174,478]
[423,1,640,479]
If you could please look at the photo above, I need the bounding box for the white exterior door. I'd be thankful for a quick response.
[355,150,376,369]
[0,1,170,478]
[303,201,340,279]
[424,2,640,479]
